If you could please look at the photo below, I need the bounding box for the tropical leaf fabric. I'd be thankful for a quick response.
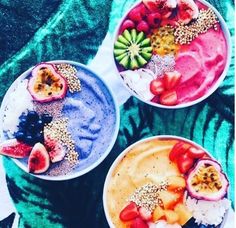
[0,0,234,227]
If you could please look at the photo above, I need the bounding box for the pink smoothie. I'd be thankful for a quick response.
[174,26,227,103]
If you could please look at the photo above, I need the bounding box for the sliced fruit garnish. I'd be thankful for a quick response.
[177,153,194,174]
[159,191,183,209]
[174,203,192,225]
[121,19,136,32]
[159,90,178,106]
[119,202,139,221]
[163,71,182,90]
[164,209,179,224]
[153,205,165,222]
[169,142,189,162]
[44,136,66,163]
[130,217,148,228]
[28,143,50,174]
[166,176,186,191]
[143,0,177,18]
[0,139,32,158]
[177,0,199,24]
[28,63,67,103]
[187,146,205,159]
[138,207,152,221]
[150,78,165,95]
[186,159,229,201]
[114,29,152,70]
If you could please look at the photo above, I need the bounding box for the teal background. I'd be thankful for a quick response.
[0,0,234,227]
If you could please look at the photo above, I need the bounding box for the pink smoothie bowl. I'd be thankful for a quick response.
[112,0,232,109]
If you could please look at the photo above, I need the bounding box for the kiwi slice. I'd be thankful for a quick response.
[114,29,153,70]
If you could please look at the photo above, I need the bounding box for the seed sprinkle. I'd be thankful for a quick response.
[56,64,81,93]
[44,118,79,165]
[174,9,218,45]
[129,182,167,212]
[145,54,175,76]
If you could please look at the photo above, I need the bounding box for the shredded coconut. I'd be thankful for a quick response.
[186,196,230,226]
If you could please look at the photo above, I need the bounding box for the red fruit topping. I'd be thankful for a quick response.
[147,12,161,27]
[138,207,152,221]
[150,79,165,95]
[160,19,178,27]
[143,0,177,18]
[159,90,178,106]
[119,202,139,221]
[177,0,199,24]
[0,139,32,158]
[163,71,182,90]
[169,142,189,162]
[177,153,194,174]
[28,143,50,174]
[187,146,205,159]
[121,19,136,32]
[128,7,143,22]
[136,4,148,16]
[137,21,150,33]
[130,217,149,228]
[151,96,159,103]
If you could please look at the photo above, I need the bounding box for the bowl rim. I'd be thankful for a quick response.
[112,0,232,109]
[103,135,230,228]
[0,60,120,181]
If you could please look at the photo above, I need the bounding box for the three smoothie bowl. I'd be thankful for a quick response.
[0,60,120,180]
[113,0,231,108]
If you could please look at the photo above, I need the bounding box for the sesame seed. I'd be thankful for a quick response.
[129,182,168,212]
[145,54,175,76]
[174,9,219,45]
[56,64,81,93]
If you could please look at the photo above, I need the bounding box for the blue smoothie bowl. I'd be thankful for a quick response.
[0,60,120,180]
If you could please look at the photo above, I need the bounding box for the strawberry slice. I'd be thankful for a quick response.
[159,90,178,106]
[163,71,182,90]
[119,202,139,221]
[169,142,189,162]
[187,146,205,159]
[130,217,149,228]
[150,79,165,95]
[138,207,152,221]
[177,153,194,174]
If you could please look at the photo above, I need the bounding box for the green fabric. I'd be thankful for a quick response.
[0,0,234,227]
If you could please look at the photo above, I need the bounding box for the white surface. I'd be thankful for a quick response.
[0,33,234,227]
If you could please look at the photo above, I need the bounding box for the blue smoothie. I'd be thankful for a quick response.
[62,66,117,172]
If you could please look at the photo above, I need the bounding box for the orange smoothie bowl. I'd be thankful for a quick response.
[113,0,231,108]
[103,136,231,228]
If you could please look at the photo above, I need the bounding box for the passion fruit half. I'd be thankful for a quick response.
[186,159,229,201]
[28,63,67,103]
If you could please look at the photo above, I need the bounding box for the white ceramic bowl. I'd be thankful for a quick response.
[113,0,232,109]
[0,60,120,181]
[103,135,229,227]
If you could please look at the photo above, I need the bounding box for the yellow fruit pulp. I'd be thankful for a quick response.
[149,26,179,56]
